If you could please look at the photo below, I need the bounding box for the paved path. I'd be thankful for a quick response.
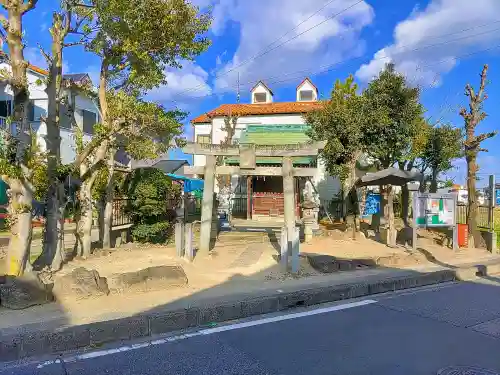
[4,277,500,375]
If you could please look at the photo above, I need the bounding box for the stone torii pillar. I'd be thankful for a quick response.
[282,157,295,260]
[182,141,326,260]
[199,155,216,254]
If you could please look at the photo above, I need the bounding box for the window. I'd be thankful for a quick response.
[0,100,11,118]
[59,103,73,129]
[82,109,96,134]
[299,90,314,101]
[0,100,35,120]
[26,100,35,121]
[197,134,211,144]
[253,92,267,103]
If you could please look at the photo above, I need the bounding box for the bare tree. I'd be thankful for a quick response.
[459,64,497,248]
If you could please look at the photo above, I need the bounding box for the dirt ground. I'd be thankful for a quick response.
[1,225,499,331]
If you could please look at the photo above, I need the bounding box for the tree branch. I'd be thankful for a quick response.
[62,41,84,48]
[21,0,39,15]
[477,64,489,102]
[475,131,497,145]
[37,43,51,65]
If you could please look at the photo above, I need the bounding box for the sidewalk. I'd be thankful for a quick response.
[3,228,500,362]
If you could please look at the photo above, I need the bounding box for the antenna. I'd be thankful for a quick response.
[237,72,240,103]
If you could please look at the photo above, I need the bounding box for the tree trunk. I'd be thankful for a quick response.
[429,168,439,193]
[5,179,33,275]
[386,185,396,247]
[466,153,481,248]
[76,140,107,257]
[35,20,65,271]
[78,178,94,258]
[345,159,359,239]
[401,183,409,227]
[2,5,34,276]
[399,161,414,228]
[102,149,116,248]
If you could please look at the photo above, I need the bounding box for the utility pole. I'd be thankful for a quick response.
[237,72,240,103]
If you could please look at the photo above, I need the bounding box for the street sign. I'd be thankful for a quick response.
[496,188,500,207]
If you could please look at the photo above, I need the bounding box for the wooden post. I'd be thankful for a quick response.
[280,226,288,270]
[185,222,194,262]
[199,155,216,253]
[175,221,185,258]
[247,176,252,220]
[283,157,295,264]
[291,226,300,274]
[412,191,418,252]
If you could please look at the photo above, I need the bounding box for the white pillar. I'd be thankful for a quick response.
[283,157,295,267]
[199,155,216,253]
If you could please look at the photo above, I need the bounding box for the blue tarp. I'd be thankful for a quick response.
[165,173,204,193]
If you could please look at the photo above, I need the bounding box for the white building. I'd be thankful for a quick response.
[0,56,100,164]
[191,78,340,219]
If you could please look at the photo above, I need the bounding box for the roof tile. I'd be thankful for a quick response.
[192,101,324,124]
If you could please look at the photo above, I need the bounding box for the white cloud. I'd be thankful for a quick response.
[147,60,212,102]
[356,0,500,85]
[211,0,374,95]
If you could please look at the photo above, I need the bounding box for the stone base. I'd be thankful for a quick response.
[0,273,54,310]
[108,266,188,293]
[481,231,498,253]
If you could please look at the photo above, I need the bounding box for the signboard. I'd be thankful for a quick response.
[412,192,458,251]
[239,144,256,169]
[496,189,500,207]
[362,193,380,217]
[414,193,456,227]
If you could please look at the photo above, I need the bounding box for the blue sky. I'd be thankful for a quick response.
[15,0,500,186]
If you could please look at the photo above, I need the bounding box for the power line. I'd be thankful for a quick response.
[177,0,362,97]
[169,26,500,106]
[174,19,500,101]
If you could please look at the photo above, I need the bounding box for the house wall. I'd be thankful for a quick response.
[0,65,99,164]
[193,123,211,167]
[193,113,341,201]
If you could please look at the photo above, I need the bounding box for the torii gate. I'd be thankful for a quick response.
[182,141,325,269]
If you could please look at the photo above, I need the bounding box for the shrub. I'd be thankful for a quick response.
[132,221,170,243]
[126,168,180,244]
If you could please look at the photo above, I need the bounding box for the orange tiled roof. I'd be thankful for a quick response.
[0,51,48,76]
[192,101,324,124]
[29,64,48,76]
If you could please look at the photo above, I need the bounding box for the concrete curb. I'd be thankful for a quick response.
[0,265,494,362]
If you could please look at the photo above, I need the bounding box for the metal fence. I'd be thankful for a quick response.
[231,197,248,218]
[112,198,132,227]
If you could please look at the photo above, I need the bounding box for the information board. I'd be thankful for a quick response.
[496,189,500,207]
[414,193,456,227]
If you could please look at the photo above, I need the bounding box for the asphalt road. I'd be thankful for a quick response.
[4,279,500,375]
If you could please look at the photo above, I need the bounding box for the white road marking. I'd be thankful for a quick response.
[36,298,376,369]
[201,299,377,334]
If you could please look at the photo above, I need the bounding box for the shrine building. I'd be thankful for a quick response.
[190,78,341,220]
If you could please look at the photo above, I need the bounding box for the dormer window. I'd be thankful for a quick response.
[254,92,267,103]
[299,90,314,101]
[296,78,318,102]
[251,80,273,104]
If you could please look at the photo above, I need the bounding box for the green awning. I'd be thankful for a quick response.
[225,125,316,166]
